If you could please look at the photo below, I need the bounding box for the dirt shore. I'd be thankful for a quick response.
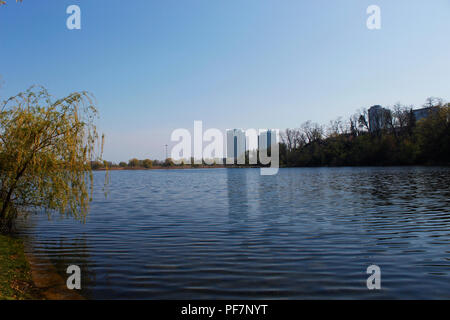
[22,240,84,300]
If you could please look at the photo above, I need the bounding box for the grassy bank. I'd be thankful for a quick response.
[0,235,41,300]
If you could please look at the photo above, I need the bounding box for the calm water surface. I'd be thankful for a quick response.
[19,167,450,299]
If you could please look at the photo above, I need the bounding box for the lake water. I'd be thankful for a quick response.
[19,167,450,299]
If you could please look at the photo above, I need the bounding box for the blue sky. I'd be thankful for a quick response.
[1,0,449,161]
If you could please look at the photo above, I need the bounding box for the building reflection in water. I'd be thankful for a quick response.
[226,168,249,224]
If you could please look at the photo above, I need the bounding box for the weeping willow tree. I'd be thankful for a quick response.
[0,86,104,233]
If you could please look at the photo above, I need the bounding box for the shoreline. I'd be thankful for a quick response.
[0,232,84,300]
[22,240,84,300]
[94,163,450,172]
[94,164,265,171]
[95,165,226,171]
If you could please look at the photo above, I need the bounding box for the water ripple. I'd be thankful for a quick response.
[18,167,450,299]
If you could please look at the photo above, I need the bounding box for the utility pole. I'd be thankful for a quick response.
[164,144,168,160]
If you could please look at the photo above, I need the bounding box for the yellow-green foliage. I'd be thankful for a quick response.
[0,86,103,233]
[142,159,153,168]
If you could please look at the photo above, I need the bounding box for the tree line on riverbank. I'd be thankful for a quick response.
[91,157,223,170]
[279,98,449,166]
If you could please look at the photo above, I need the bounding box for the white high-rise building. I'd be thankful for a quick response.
[226,129,246,164]
[258,130,276,151]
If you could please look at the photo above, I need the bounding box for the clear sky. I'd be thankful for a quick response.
[1,0,449,161]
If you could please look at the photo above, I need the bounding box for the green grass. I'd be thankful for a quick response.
[0,234,40,300]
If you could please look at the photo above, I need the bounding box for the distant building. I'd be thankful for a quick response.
[412,106,435,122]
[226,129,246,164]
[369,105,390,133]
[368,104,438,133]
[258,130,276,151]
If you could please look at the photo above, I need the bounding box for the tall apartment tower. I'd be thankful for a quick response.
[226,129,246,164]
[368,105,390,132]
[258,130,276,151]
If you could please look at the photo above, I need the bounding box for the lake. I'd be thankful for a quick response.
[19,167,450,299]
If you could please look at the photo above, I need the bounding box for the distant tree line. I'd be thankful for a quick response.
[90,157,219,170]
[91,158,155,170]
